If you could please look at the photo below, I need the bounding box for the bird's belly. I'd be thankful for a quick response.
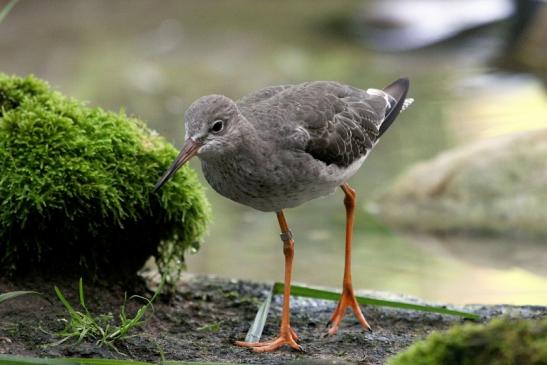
[201,155,365,212]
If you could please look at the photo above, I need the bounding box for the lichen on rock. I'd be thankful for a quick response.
[0,74,210,278]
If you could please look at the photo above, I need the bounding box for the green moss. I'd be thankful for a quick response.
[0,74,210,278]
[389,318,547,365]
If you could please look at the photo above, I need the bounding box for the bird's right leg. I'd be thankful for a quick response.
[327,183,371,335]
[235,210,302,352]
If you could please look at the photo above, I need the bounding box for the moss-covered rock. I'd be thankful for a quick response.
[389,318,547,365]
[0,74,210,278]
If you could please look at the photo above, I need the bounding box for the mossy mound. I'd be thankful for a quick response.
[0,74,210,278]
[389,318,547,365]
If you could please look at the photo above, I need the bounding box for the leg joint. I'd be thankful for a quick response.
[281,230,294,255]
[280,230,294,242]
[341,184,357,208]
[344,195,355,209]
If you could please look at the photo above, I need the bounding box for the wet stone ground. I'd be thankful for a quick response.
[0,274,545,365]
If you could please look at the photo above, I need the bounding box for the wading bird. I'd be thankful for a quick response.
[154,78,413,352]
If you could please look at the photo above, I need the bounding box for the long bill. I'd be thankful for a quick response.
[153,139,201,193]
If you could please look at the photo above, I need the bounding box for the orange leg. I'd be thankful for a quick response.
[327,183,372,335]
[235,211,303,352]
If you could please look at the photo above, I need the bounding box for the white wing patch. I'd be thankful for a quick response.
[366,89,415,113]
[402,98,414,112]
[366,88,395,108]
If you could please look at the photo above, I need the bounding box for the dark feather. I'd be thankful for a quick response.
[379,78,410,137]
[239,79,410,168]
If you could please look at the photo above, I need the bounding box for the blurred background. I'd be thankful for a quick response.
[1,0,546,305]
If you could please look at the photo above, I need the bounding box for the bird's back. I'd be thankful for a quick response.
[237,79,411,169]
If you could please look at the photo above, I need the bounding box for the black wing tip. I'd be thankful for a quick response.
[383,77,410,99]
[378,77,411,137]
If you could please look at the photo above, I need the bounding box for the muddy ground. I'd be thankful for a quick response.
[0,273,545,365]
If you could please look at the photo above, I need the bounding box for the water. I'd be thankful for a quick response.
[1,0,546,304]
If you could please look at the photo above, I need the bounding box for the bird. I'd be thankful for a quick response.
[153,78,413,352]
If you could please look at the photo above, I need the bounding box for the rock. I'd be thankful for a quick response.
[376,128,547,239]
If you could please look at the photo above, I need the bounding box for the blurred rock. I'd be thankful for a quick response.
[376,128,547,239]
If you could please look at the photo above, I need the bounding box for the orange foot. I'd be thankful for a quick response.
[327,290,372,335]
[235,326,303,352]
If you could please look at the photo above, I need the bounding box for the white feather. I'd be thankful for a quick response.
[401,98,414,112]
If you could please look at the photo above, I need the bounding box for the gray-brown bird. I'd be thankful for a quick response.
[154,78,413,352]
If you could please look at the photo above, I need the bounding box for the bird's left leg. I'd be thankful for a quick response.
[327,183,371,335]
[235,211,302,352]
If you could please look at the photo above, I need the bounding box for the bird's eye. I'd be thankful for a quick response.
[210,120,224,133]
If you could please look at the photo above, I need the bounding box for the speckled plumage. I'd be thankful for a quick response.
[185,79,412,212]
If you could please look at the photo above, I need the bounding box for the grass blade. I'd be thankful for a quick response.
[54,286,78,318]
[0,291,42,305]
[245,282,479,342]
[273,283,479,320]
[0,355,231,365]
[0,355,81,365]
[78,278,87,312]
[244,285,273,342]
[64,358,151,365]
[0,0,18,25]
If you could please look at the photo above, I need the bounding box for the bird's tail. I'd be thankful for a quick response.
[378,78,413,137]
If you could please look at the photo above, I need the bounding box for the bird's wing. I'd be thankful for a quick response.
[263,80,410,168]
[237,85,293,110]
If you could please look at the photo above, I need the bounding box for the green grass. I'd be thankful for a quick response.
[273,283,479,319]
[0,0,19,25]
[245,282,479,342]
[51,278,163,353]
[196,321,223,333]
[0,290,43,305]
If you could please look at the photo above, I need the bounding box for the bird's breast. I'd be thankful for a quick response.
[199,151,365,212]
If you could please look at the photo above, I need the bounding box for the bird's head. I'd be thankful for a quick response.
[153,94,243,192]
